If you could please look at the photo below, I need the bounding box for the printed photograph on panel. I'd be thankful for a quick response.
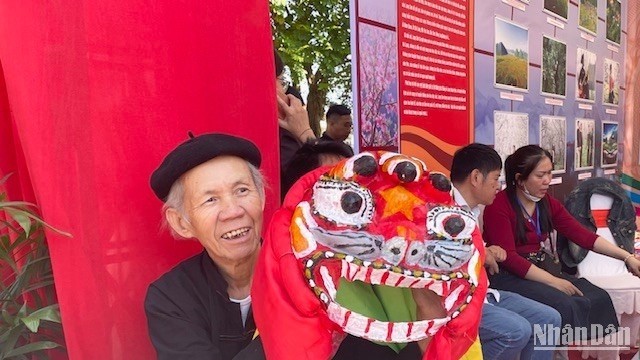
[575,118,595,170]
[601,121,618,167]
[579,0,598,35]
[541,36,567,97]
[494,111,529,177]
[606,0,621,45]
[358,23,399,150]
[494,17,529,91]
[358,0,396,27]
[603,58,620,106]
[540,115,566,173]
[544,0,569,21]
[576,48,596,102]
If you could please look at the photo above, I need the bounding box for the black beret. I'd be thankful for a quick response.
[150,133,261,201]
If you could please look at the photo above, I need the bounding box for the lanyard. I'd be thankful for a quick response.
[517,198,541,240]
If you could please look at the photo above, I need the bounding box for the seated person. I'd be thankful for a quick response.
[451,143,561,360]
[483,145,640,342]
[145,133,266,359]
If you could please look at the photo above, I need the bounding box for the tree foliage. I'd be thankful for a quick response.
[270,0,351,136]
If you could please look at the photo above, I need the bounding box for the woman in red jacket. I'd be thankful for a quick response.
[483,145,640,342]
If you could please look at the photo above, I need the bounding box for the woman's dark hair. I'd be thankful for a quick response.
[504,145,554,244]
[275,50,284,76]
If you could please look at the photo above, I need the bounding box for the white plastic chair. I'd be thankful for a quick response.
[575,193,640,358]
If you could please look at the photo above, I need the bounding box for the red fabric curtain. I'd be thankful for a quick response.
[0,1,278,359]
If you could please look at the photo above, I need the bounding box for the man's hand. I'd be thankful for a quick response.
[411,288,445,353]
[486,245,506,262]
[276,94,315,143]
[484,251,500,275]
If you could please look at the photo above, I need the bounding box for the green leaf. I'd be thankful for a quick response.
[5,209,31,237]
[0,324,24,357]
[0,188,67,357]
[4,341,59,358]
[20,305,61,333]
[16,303,27,319]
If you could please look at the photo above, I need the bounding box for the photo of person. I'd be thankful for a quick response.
[540,115,566,174]
[494,17,529,91]
[576,48,596,102]
[544,0,568,21]
[579,0,598,35]
[606,0,622,45]
[601,121,618,167]
[541,36,567,97]
[603,58,620,106]
[494,111,529,177]
[575,118,595,170]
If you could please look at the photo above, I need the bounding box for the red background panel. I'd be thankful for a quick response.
[0,1,278,358]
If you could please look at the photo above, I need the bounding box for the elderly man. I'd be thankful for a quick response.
[145,133,265,360]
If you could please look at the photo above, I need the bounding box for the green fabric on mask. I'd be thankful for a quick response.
[335,279,417,353]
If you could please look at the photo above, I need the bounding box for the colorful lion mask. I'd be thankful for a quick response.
[252,152,487,360]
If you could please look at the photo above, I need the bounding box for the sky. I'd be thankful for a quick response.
[495,18,528,52]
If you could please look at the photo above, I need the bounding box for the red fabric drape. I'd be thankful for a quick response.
[0,2,278,359]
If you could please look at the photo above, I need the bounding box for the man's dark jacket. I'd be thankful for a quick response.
[145,251,262,360]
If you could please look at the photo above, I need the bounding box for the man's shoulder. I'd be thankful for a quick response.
[148,251,209,293]
[319,132,333,141]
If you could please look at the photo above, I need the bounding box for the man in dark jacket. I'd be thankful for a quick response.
[145,133,266,360]
[320,104,354,153]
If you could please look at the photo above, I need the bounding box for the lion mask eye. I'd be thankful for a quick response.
[312,179,374,227]
[426,206,477,241]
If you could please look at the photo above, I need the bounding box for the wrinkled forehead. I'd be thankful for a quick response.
[182,156,255,197]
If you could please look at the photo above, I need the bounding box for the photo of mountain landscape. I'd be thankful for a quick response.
[494,17,529,91]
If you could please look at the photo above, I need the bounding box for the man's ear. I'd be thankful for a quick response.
[166,208,194,238]
[469,168,482,187]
